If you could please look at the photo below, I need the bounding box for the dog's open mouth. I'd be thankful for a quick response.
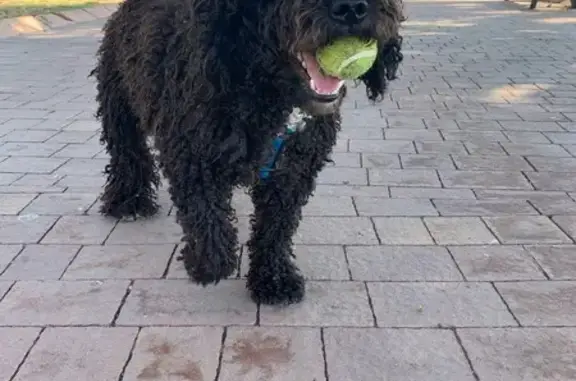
[297,52,345,102]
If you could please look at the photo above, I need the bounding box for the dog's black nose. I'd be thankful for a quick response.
[330,0,369,24]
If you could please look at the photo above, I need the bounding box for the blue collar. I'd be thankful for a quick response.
[258,108,308,180]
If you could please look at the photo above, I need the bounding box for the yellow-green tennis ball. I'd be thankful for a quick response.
[316,37,378,80]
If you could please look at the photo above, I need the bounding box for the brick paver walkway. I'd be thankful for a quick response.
[1,0,576,380]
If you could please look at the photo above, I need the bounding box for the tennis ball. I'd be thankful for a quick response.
[316,37,378,80]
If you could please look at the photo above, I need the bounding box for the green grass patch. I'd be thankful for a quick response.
[0,0,120,19]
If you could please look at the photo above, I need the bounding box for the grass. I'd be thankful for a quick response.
[0,0,121,19]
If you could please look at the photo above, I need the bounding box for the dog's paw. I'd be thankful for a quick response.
[179,243,238,286]
[247,263,305,305]
[100,195,159,219]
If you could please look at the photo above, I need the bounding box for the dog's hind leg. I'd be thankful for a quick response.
[247,115,339,305]
[95,70,160,218]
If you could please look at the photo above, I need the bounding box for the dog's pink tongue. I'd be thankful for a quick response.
[302,53,343,94]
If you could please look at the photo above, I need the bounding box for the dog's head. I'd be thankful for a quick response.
[261,0,404,115]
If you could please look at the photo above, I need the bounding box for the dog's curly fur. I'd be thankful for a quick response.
[91,0,404,305]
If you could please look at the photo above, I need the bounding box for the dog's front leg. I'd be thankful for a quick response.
[247,114,339,305]
[158,144,239,286]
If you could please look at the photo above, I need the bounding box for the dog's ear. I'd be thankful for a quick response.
[359,35,403,101]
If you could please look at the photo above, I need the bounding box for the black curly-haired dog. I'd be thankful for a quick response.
[92,0,404,305]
